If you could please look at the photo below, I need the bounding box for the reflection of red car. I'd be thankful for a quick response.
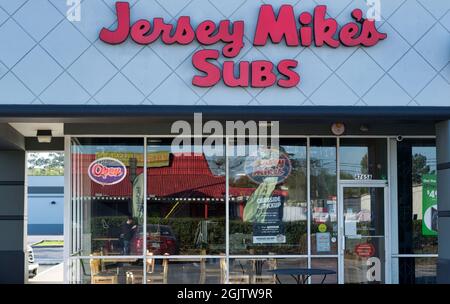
[130,224,179,255]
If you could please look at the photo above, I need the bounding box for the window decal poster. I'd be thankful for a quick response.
[244,177,286,244]
[422,174,438,236]
[316,232,331,252]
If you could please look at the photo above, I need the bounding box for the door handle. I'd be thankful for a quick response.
[341,229,345,252]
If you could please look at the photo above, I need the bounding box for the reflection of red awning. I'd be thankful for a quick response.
[73,153,286,199]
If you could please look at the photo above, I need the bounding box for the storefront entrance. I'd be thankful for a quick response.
[338,182,388,284]
[64,135,441,284]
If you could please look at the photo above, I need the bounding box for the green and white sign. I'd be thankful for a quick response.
[244,177,286,244]
[422,174,438,236]
[132,173,144,224]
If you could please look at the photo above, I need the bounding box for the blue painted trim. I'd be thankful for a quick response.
[1,105,450,120]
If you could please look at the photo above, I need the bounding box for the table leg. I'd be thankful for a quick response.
[275,275,282,284]
[290,275,301,284]
[320,274,328,284]
[238,261,246,274]
[302,275,310,284]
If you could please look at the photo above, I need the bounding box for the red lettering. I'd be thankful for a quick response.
[158,20,175,44]
[192,50,221,87]
[251,61,277,88]
[277,60,300,88]
[352,9,387,46]
[339,22,361,46]
[101,3,388,90]
[218,20,245,58]
[339,9,387,47]
[168,16,195,45]
[130,19,158,44]
[91,164,123,178]
[195,20,244,58]
[299,12,313,47]
[314,5,340,48]
[99,2,130,44]
[253,5,299,46]
[192,53,299,88]
[196,20,219,45]
[223,61,250,87]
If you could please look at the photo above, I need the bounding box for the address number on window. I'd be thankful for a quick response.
[355,174,373,180]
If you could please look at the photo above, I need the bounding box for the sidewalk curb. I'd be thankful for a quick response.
[38,260,63,265]
[32,245,64,249]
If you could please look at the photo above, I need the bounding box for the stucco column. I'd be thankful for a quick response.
[0,150,26,284]
[436,120,450,283]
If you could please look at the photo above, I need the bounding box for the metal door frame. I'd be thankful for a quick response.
[338,180,390,284]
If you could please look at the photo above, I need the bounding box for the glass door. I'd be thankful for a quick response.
[338,182,387,284]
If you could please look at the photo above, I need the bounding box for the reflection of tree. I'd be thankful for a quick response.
[310,158,336,200]
[284,157,306,201]
[230,153,307,202]
[28,152,64,176]
[232,173,254,188]
[360,153,368,174]
[412,154,434,186]
[341,172,354,180]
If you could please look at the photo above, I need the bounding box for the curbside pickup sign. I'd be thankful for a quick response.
[422,174,438,236]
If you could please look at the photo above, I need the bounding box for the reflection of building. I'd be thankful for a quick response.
[76,153,226,219]
[283,205,307,222]
[312,197,337,223]
[344,194,372,222]
[76,152,293,220]
[28,176,64,235]
[413,185,423,220]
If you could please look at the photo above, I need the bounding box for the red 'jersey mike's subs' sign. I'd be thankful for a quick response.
[100,2,387,89]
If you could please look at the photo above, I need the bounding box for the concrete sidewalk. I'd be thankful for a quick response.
[29,263,63,284]
[27,235,64,266]
[27,235,63,246]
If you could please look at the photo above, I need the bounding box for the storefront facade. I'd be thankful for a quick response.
[0,0,449,284]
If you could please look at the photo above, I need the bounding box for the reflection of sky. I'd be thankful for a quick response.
[412,147,436,171]
[73,145,144,154]
[340,147,367,175]
[229,145,306,177]
[310,147,336,173]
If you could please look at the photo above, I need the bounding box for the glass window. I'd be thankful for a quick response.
[228,138,307,255]
[310,139,337,255]
[411,146,438,253]
[227,258,308,284]
[311,258,338,284]
[71,138,145,256]
[343,187,386,284]
[69,135,427,284]
[398,257,437,284]
[267,258,308,284]
[146,138,226,255]
[149,258,222,284]
[340,138,387,180]
[398,140,437,255]
[70,258,144,284]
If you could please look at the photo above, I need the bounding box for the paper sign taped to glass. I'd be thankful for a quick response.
[316,232,331,252]
[132,173,144,223]
[244,177,286,244]
[344,220,358,237]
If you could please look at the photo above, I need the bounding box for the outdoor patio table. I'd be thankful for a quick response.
[268,268,336,284]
